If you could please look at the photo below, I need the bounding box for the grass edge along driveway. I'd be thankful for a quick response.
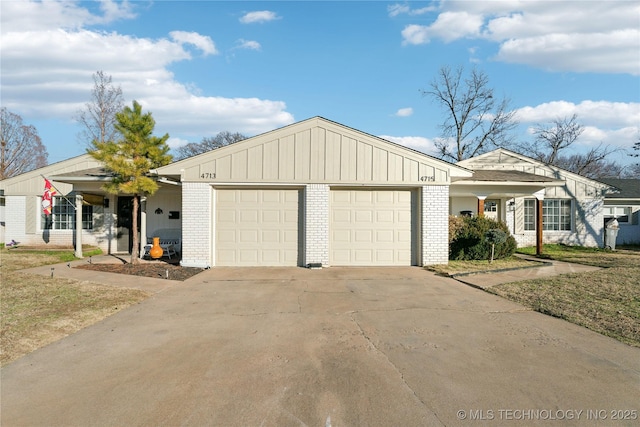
[489,245,639,347]
[1,248,149,366]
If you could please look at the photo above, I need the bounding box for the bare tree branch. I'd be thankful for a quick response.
[422,65,518,162]
[174,131,246,160]
[0,108,48,179]
[75,71,124,147]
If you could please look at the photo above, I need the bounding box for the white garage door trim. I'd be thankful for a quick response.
[215,188,300,266]
[330,188,415,266]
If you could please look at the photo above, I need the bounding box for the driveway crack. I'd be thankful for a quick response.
[349,312,445,426]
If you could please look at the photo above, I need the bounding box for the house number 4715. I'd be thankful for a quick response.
[420,176,435,182]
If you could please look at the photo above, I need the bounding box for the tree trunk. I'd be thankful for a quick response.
[131,194,140,264]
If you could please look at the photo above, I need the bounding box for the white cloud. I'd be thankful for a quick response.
[240,11,280,24]
[0,1,294,140]
[388,3,436,17]
[515,101,640,128]
[167,137,190,150]
[169,31,218,55]
[401,25,431,45]
[379,135,437,155]
[98,0,136,23]
[235,39,262,51]
[496,30,640,75]
[394,108,413,117]
[402,11,483,45]
[515,100,640,151]
[399,1,640,75]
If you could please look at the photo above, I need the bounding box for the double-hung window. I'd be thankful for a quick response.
[603,206,631,224]
[42,196,93,230]
[523,199,572,231]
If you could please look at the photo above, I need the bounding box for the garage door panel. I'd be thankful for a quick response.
[376,250,394,263]
[239,230,258,242]
[216,189,300,266]
[356,211,373,222]
[376,210,394,222]
[354,230,373,242]
[261,230,279,243]
[376,230,394,242]
[354,250,373,262]
[330,189,414,266]
[262,210,281,223]
[283,230,298,243]
[240,210,258,223]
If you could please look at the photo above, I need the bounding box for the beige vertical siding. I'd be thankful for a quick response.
[169,118,460,185]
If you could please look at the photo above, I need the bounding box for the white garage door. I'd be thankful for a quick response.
[216,189,300,266]
[330,189,414,266]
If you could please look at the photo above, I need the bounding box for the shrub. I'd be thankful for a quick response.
[449,216,517,261]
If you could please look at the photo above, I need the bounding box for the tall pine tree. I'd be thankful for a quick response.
[88,100,172,263]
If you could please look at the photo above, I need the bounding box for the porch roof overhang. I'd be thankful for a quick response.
[50,168,181,187]
[50,167,115,183]
[450,170,564,198]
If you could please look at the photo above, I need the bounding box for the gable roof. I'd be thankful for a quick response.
[457,148,612,190]
[600,178,640,199]
[457,169,561,183]
[0,154,104,196]
[156,116,472,184]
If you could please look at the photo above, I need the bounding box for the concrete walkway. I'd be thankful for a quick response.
[451,255,602,289]
[2,259,638,426]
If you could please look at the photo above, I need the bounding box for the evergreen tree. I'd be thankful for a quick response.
[88,100,172,263]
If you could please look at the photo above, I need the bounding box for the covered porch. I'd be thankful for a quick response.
[450,170,564,255]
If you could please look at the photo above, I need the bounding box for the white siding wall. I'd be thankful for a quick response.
[510,197,604,248]
[304,184,329,266]
[5,196,27,245]
[422,185,449,265]
[181,182,211,268]
[3,195,115,251]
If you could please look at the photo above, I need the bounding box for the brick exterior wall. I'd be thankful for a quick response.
[304,184,329,266]
[421,185,449,265]
[181,182,212,268]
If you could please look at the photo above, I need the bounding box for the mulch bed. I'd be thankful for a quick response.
[75,262,204,281]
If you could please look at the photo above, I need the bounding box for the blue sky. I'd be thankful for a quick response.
[1,0,639,168]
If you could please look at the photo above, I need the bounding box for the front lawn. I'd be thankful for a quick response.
[490,245,640,347]
[0,248,149,366]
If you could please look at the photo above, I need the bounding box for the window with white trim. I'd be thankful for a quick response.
[603,206,631,224]
[524,199,536,231]
[524,199,572,231]
[42,196,93,230]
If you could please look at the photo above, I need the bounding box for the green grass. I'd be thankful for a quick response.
[427,256,538,276]
[491,244,640,347]
[1,248,149,366]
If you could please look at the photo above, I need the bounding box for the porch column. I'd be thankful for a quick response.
[140,197,147,258]
[535,191,544,256]
[75,194,83,259]
[477,195,487,217]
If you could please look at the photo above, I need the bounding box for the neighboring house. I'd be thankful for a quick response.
[452,149,613,249]
[0,155,108,250]
[0,118,621,267]
[599,178,640,245]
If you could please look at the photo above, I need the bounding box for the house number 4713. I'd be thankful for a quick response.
[200,173,216,179]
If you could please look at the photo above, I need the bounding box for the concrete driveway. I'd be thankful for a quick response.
[2,267,639,426]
